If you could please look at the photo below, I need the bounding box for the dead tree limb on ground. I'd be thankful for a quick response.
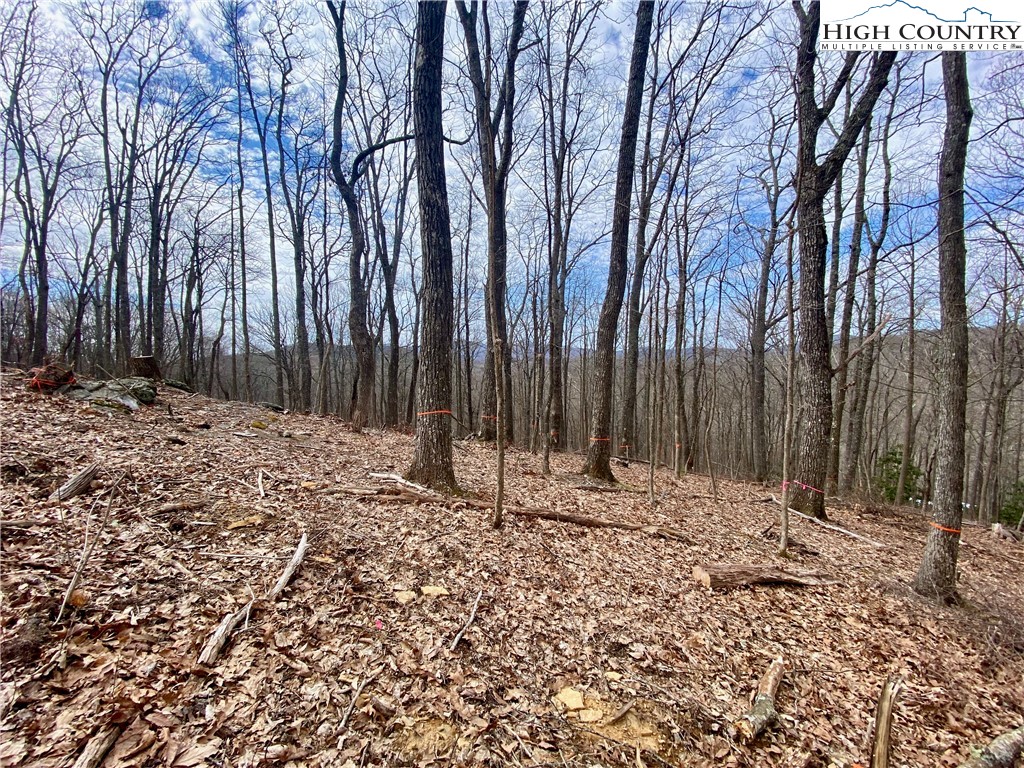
[958,725,1024,768]
[771,495,886,548]
[51,463,100,501]
[72,723,123,768]
[733,656,785,742]
[693,564,837,590]
[197,532,308,665]
[332,484,693,543]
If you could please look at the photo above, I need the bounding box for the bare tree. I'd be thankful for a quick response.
[454,0,528,443]
[2,1,87,365]
[406,0,457,491]
[789,1,896,518]
[913,52,972,601]
[582,0,654,483]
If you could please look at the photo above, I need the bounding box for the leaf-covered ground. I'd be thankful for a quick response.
[1,373,1022,768]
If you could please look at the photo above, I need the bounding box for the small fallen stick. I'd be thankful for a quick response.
[958,725,1024,768]
[771,495,886,549]
[606,699,636,726]
[733,656,785,742]
[340,667,382,730]
[870,676,903,768]
[450,589,483,651]
[55,472,126,625]
[197,532,309,665]
[368,471,435,495]
[257,469,265,498]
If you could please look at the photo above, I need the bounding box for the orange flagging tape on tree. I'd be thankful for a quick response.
[416,409,452,417]
[590,437,611,442]
[782,480,824,495]
[480,415,497,421]
[929,521,962,535]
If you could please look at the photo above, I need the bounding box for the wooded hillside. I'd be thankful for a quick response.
[1,376,1021,767]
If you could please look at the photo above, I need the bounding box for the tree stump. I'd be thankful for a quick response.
[130,356,162,381]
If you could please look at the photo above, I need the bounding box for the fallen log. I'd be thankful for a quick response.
[870,676,903,768]
[771,495,886,549]
[197,532,308,665]
[733,657,785,742]
[958,725,1024,768]
[693,564,838,590]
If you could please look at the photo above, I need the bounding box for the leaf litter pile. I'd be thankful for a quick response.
[1,373,1022,768]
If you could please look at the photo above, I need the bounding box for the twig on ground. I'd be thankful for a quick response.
[341,667,383,730]
[450,589,483,651]
[55,472,126,625]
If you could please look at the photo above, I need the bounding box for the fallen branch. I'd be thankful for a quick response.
[733,656,785,742]
[197,532,308,665]
[72,723,123,768]
[958,725,1024,768]
[335,485,693,543]
[510,507,692,542]
[870,676,903,768]
[606,699,636,726]
[51,463,100,501]
[368,472,435,495]
[771,495,886,549]
[694,564,837,590]
[0,518,47,530]
[450,589,483,651]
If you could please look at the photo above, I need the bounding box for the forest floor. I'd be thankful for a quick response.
[1,372,1022,768]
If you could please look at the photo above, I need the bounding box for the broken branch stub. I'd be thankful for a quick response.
[870,676,903,768]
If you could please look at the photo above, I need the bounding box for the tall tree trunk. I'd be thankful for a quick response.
[454,0,527,444]
[405,0,457,491]
[829,120,870,493]
[914,52,972,602]
[582,0,654,482]
[789,1,896,518]
[327,0,376,429]
[895,255,917,504]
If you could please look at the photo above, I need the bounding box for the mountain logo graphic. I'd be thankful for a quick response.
[829,1,1016,24]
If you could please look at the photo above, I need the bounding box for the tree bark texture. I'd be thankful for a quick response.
[406,0,457,492]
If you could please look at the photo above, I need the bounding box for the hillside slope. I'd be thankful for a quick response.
[1,374,1022,767]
